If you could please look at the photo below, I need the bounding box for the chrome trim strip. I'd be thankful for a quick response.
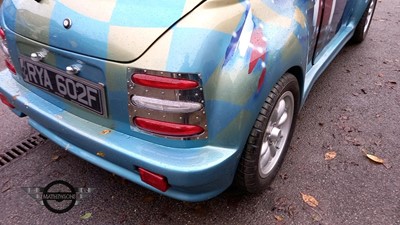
[131,95,202,113]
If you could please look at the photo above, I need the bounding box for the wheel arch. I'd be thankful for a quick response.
[286,66,305,105]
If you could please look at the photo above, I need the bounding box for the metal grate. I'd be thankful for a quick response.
[0,134,47,168]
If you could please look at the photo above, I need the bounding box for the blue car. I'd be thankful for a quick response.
[0,0,376,201]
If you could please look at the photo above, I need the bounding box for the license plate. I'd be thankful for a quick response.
[19,55,107,116]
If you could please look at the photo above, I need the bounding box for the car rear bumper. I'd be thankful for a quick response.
[0,69,240,202]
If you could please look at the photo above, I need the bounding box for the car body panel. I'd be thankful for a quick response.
[0,0,371,201]
[3,0,204,62]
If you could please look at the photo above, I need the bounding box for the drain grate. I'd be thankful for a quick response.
[0,134,47,167]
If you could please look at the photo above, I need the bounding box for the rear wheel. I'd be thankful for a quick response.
[351,0,377,43]
[235,74,300,193]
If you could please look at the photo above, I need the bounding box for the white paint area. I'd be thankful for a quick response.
[238,10,254,57]
[313,0,321,27]
[329,0,337,25]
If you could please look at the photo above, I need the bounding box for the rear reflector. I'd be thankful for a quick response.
[0,93,14,108]
[132,73,198,90]
[5,58,16,75]
[0,28,5,40]
[134,117,204,136]
[138,167,169,192]
[131,95,202,113]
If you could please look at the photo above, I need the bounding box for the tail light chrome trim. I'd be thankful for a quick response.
[127,68,208,140]
[132,95,202,113]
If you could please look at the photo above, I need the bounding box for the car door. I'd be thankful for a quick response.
[310,0,352,64]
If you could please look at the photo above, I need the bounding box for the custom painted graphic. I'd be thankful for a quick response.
[0,0,377,201]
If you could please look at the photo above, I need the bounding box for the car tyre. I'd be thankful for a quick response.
[235,73,300,193]
[351,0,377,43]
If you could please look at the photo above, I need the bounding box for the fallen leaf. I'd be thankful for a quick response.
[324,151,337,161]
[96,152,105,157]
[362,149,384,164]
[274,215,284,221]
[80,212,92,220]
[301,193,319,208]
[101,129,111,135]
[366,154,384,164]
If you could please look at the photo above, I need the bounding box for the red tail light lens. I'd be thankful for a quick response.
[134,117,204,136]
[0,93,14,108]
[138,167,169,192]
[5,58,16,75]
[132,73,198,90]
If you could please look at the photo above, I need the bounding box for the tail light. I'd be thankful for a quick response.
[0,93,15,108]
[5,58,16,74]
[132,74,198,90]
[127,69,208,139]
[0,27,16,75]
[134,117,204,137]
[0,28,5,40]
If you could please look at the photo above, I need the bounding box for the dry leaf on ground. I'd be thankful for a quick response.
[362,149,385,164]
[366,153,384,164]
[274,215,284,221]
[80,212,92,220]
[301,193,319,208]
[51,155,60,161]
[324,151,337,161]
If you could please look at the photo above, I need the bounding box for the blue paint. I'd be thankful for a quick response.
[49,2,109,59]
[110,0,186,27]
[166,28,231,84]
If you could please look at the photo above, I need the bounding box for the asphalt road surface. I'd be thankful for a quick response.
[1,1,399,224]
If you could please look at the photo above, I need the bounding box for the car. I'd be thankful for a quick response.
[0,0,377,201]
